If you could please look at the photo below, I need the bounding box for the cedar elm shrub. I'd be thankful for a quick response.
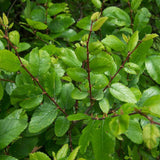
[0,0,160,160]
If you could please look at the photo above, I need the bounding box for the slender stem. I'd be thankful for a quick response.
[68,128,73,151]
[7,0,18,17]
[4,36,68,117]
[86,21,93,103]
[103,41,142,91]
[0,78,15,83]
[128,0,133,30]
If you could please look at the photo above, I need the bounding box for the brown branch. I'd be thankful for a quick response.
[68,128,73,151]
[128,0,133,30]
[0,78,15,83]
[103,41,142,92]
[3,35,68,117]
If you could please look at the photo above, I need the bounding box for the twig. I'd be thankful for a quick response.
[0,78,15,83]
[7,0,18,17]
[103,41,142,92]
[127,0,133,30]
[3,35,68,117]
[68,128,73,151]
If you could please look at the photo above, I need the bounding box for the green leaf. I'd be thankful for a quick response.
[124,62,140,75]
[125,120,143,144]
[91,12,101,21]
[109,83,137,103]
[0,50,20,72]
[0,29,4,38]
[67,146,80,160]
[59,48,81,67]
[143,124,160,149]
[17,42,31,52]
[133,8,151,32]
[99,98,110,114]
[56,144,68,159]
[92,17,108,31]
[109,114,130,136]
[91,73,109,89]
[145,55,160,84]
[48,15,75,33]
[24,0,31,18]
[0,82,4,100]
[29,103,58,133]
[48,3,67,16]
[31,7,45,22]
[0,40,4,49]
[103,6,131,27]
[0,155,18,160]
[55,116,70,137]
[11,84,43,110]
[142,34,158,42]
[29,48,51,77]
[3,13,8,26]
[76,16,91,30]
[26,18,47,30]
[0,109,28,150]
[89,41,104,55]
[131,0,142,11]
[59,83,75,110]
[67,113,90,121]
[91,121,115,160]
[102,35,126,51]
[9,30,20,46]
[128,31,139,52]
[91,0,102,8]
[29,152,51,160]
[8,137,38,159]
[143,95,160,117]
[71,88,88,100]
[67,68,87,82]
[75,46,87,62]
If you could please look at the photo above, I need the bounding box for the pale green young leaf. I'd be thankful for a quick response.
[131,0,143,11]
[91,0,102,9]
[9,30,20,46]
[56,144,68,159]
[142,34,159,42]
[91,12,101,21]
[92,17,108,31]
[0,29,4,38]
[99,98,110,114]
[67,113,90,121]
[75,46,87,62]
[109,83,137,103]
[76,16,91,30]
[67,146,80,160]
[143,124,160,149]
[0,50,20,72]
[3,13,8,26]
[128,31,139,52]
[0,155,18,160]
[29,103,58,133]
[29,152,51,160]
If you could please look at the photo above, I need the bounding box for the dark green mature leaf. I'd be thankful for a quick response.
[0,155,18,160]
[29,152,51,160]
[9,30,20,46]
[92,17,108,31]
[102,35,126,51]
[48,3,67,16]
[109,83,137,103]
[125,120,143,144]
[145,55,160,84]
[71,88,88,100]
[0,50,20,72]
[143,95,160,117]
[0,82,3,100]
[0,109,28,150]
[55,116,70,137]
[59,48,81,67]
[67,68,87,82]
[48,15,75,33]
[67,113,90,121]
[143,124,160,149]
[59,83,75,110]
[76,16,91,30]
[26,18,47,30]
[92,121,115,160]
[75,46,87,62]
[31,6,45,22]
[29,103,58,133]
[29,48,51,77]
[131,0,142,11]
[9,137,38,159]
[128,31,139,52]
[103,7,131,27]
[109,114,130,136]
[133,8,151,32]
[11,85,43,110]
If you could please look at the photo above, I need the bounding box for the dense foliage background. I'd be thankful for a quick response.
[0,0,160,159]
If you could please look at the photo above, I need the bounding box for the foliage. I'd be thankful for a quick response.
[0,0,160,159]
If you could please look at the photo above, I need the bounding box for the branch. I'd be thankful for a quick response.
[0,78,15,83]
[3,36,68,117]
[103,41,142,92]
[127,0,133,30]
